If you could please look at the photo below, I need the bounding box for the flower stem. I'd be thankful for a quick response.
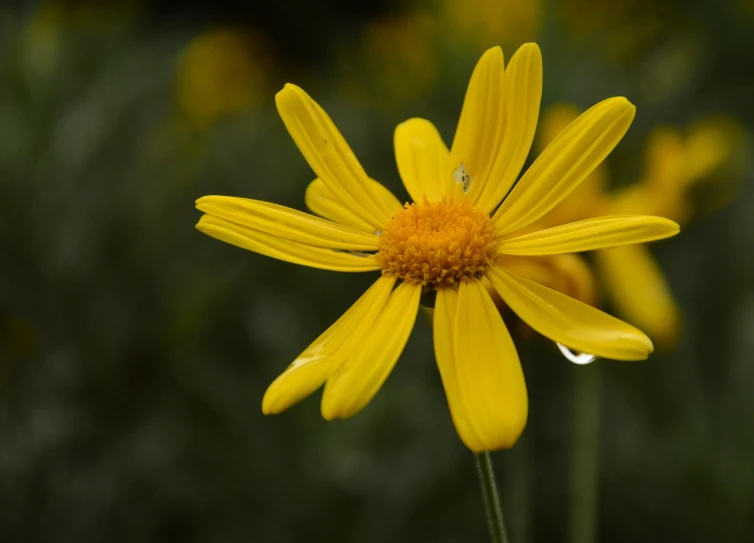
[476,452,510,543]
[568,363,602,543]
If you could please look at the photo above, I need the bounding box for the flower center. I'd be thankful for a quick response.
[376,197,499,288]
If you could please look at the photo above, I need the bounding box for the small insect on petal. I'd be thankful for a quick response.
[453,162,471,193]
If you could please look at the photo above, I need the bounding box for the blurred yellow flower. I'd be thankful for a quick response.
[537,105,744,345]
[344,0,541,105]
[196,45,678,452]
[438,0,542,50]
[20,0,140,80]
[341,11,437,104]
[555,0,664,63]
[176,29,271,125]
[21,3,64,78]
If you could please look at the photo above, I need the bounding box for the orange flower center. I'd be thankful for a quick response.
[376,198,498,288]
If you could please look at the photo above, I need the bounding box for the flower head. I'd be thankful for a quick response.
[196,44,679,452]
[376,198,498,287]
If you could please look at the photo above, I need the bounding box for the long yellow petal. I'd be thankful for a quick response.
[535,104,608,226]
[476,43,543,213]
[305,178,372,232]
[493,97,636,235]
[276,84,401,228]
[486,265,653,360]
[262,275,396,414]
[394,118,449,202]
[196,214,380,272]
[446,46,505,200]
[432,287,478,447]
[497,253,597,306]
[683,117,743,186]
[497,215,680,256]
[595,245,681,346]
[197,196,380,250]
[643,126,685,194]
[304,178,399,233]
[321,281,421,419]
[434,281,528,452]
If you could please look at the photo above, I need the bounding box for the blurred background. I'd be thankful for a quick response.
[1,0,754,541]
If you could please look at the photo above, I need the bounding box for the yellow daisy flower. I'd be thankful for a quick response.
[195,44,679,452]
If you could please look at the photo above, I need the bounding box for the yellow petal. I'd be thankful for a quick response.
[643,120,738,192]
[394,118,449,202]
[497,215,680,256]
[497,254,597,306]
[486,265,653,360]
[493,97,636,235]
[196,214,380,272]
[304,178,373,232]
[434,280,527,452]
[304,178,399,233]
[262,275,396,414]
[433,288,478,449]
[447,46,505,200]
[275,84,401,228]
[321,281,421,419]
[476,43,543,213]
[643,126,686,193]
[595,245,681,346]
[197,195,379,250]
[683,117,743,185]
[535,104,608,226]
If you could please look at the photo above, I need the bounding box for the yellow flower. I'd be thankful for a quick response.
[438,0,542,50]
[555,0,664,64]
[20,0,140,81]
[537,106,742,345]
[195,45,679,452]
[176,29,270,125]
[351,11,438,103]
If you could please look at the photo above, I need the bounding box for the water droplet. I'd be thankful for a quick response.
[556,343,597,365]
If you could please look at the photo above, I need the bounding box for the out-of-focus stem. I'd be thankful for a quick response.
[569,363,602,543]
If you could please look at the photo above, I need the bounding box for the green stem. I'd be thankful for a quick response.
[568,363,602,543]
[476,452,510,543]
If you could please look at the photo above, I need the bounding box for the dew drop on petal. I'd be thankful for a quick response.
[556,343,597,365]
